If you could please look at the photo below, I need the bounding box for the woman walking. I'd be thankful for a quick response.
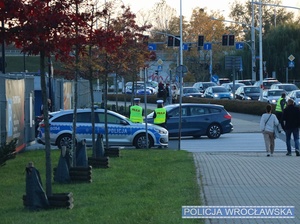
[260,104,279,157]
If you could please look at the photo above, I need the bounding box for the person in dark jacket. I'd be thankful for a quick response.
[282,99,300,156]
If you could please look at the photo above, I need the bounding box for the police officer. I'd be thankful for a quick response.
[153,100,168,129]
[275,92,286,130]
[129,98,143,123]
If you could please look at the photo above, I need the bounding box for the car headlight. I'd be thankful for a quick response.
[245,96,252,100]
[213,94,219,98]
[271,99,277,103]
[154,127,168,134]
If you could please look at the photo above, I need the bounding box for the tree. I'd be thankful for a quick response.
[264,23,300,81]
[229,0,294,35]
[4,0,89,195]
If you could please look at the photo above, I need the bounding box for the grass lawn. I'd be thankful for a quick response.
[0,148,203,224]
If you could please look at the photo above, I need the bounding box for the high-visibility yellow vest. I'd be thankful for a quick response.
[154,108,167,124]
[130,105,143,123]
[275,98,286,112]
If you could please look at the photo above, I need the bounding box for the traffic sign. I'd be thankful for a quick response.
[225,56,242,70]
[288,61,295,68]
[182,43,188,50]
[148,44,157,51]
[203,42,212,50]
[211,75,219,84]
[235,42,244,50]
[288,54,295,61]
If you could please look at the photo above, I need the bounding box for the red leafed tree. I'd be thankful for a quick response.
[93,5,152,149]
[2,0,89,195]
[58,3,152,151]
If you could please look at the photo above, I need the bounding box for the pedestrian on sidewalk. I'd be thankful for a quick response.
[282,99,300,156]
[165,83,172,105]
[260,104,279,157]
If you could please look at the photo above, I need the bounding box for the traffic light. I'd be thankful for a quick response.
[198,35,204,47]
[167,36,174,47]
[175,36,180,47]
[222,35,228,46]
[229,34,235,46]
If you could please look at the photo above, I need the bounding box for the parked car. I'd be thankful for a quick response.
[235,86,261,100]
[193,81,217,93]
[221,82,245,93]
[259,89,286,104]
[203,86,233,99]
[181,87,202,97]
[37,108,169,149]
[146,103,233,139]
[235,79,253,86]
[253,79,281,90]
[125,81,157,95]
[125,84,152,95]
[287,90,300,105]
[270,83,299,94]
[218,78,230,85]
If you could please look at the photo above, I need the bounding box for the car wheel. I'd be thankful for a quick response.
[134,133,153,149]
[57,134,73,149]
[207,124,221,139]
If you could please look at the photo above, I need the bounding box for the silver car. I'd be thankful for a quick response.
[37,108,168,149]
[259,89,286,104]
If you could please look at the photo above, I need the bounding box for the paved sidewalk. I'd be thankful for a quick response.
[193,152,300,224]
[188,112,300,223]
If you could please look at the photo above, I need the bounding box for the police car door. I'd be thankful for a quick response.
[97,112,131,145]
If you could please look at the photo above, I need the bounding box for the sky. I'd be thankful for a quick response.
[121,0,300,19]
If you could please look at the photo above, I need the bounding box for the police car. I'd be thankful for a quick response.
[37,108,168,149]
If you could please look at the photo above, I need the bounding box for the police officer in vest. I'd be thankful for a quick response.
[275,92,286,130]
[129,98,144,123]
[153,100,168,129]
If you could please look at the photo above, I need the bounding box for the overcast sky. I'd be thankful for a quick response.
[121,0,300,19]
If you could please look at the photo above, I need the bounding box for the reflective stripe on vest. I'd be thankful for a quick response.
[130,105,143,123]
[154,108,166,124]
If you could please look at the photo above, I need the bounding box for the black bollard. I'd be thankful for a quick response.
[76,139,88,167]
[54,147,71,184]
[95,134,105,157]
[25,162,49,210]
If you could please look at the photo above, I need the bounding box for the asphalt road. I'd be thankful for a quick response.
[168,112,288,153]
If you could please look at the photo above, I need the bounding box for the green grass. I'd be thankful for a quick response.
[0,149,202,224]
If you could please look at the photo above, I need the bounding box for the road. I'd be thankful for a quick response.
[168,112,288,153]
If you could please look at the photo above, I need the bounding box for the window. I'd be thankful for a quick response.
[191,107,207,115]
[52,114,73,122]
[77,112,91,123]
[169,107,188,117]
[97,113,122,124]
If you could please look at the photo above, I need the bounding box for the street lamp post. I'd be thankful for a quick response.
[178,0,183,150]
[258,0,263,100]
[251,0,256,81]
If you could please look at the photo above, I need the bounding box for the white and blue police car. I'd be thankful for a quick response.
[37,108,169,149]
